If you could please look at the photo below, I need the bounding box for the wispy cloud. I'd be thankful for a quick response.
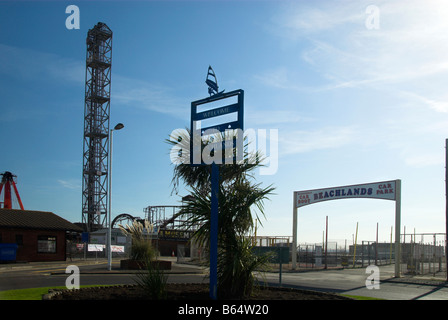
[0,43,187,119]
[256,0,448,164]
[57,179,81,190]
[271,1,363,36]
[0,44,84,84]
[113,75,188,119]
[267,1,448,98]
[254,67,296,90]
[398,91,448,114]
[245,102,313,127]
[279,126,358,156]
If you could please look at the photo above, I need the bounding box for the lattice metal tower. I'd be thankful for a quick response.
[82,22,113,232]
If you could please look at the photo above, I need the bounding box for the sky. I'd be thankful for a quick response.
[1,0,448,246]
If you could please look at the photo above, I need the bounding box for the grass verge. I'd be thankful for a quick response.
[0,285,112,300]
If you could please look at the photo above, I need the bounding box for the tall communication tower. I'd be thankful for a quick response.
[82,22,113,232]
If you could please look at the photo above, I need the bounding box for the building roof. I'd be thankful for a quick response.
[0,209,83,232]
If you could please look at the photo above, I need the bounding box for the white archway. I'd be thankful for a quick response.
[292,179,401,277]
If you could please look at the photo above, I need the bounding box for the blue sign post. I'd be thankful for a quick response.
[209,162,219,299]
[190,67,244,300]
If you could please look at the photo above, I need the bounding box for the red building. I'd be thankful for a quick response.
[0,209,82,262]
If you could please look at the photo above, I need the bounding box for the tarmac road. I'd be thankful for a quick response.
[1,258,448,300]
[0,258,206,291]
[262,264,448,300]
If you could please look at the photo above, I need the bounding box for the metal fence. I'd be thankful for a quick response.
[296,242,350,269]
[296,241,395,270]
[294,233,447,280]
[399,233,446,278]
[66,240,130,261]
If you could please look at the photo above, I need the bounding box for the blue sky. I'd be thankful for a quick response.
[1,0,448,246]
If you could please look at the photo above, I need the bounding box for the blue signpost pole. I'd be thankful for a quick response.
[210,162,219,300]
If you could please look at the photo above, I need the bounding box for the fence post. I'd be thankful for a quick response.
[352,222,358,268]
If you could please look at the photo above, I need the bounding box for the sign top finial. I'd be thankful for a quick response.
[205,66,224,96]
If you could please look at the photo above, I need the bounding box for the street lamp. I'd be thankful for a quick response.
[108,123,124,271]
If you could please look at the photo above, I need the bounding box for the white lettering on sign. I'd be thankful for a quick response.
[201,107,230,119]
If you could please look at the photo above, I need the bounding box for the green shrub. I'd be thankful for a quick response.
[134,257,168,300]
[119,219,157,261]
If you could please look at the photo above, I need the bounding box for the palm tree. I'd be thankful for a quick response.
[167,129,275,298]
[168,129,261,194]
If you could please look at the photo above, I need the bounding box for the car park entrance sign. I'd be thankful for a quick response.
[292,180,401,277]
[296,180,398,208]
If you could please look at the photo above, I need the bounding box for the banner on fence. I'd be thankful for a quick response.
[111,245,125,253]
[88,244,105,252]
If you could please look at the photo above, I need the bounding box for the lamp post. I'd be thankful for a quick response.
[108,123,124,271]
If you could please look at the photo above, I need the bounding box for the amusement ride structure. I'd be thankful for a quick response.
[81,22,113,232]
[0,171,24,210]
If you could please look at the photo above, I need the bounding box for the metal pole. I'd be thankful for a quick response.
[362,241,365,267]
[375,222,378,266]
[394,179,402,278]
[11,179,24,210]
[445,139,448,281]
[107,123,124,271]
[292,192,298,269]
[210,162,219,300]
[107,129,113,271]
[4,179,11,209]
[324,216,328,269]
[352,222,358,268]
[433,234,436,277]
[279,258,283,287]
[390,226,393,264]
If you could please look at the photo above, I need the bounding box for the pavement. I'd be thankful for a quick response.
[382,275,448,287]
[0,256,207,275]
[2,257,448,288]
